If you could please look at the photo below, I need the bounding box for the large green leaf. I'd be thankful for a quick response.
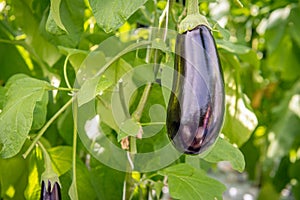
[60,159,97,200]
[203,137,245,172]
[89,0,148,32]
[50,0,67,32]
[46,0,85,47]
[89,162,126,200]
[159,163,226,200]
[0,74,51,158]
[48,146,73,176]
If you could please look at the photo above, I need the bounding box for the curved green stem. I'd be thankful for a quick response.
[63,54,72,89]
[23,98,73,159]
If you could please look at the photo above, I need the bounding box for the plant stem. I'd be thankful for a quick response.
[140,122,165,126]
[23,98,73,159]
[187,0,199,16]
[48,86,78,92]
[63,54,72,89]
[119,80,130,119]
[69,99,79,199]
[178,0,209,33]
[132,83,152,121]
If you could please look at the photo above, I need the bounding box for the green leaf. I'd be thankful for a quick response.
[68,180,79,200]
[45,0,85,47]
[89,0,148,32]
[0,41,31,82]
[58,46,88,72]
[60,159,96,200]
[0,86,6,110]
[289,7,300,47]
[31,91,49,130]
[89,162,126,200]
[48,146,73,176]
[0,74,51,158]
[217,39,250,54]
[85,58,133,131]
[77,75,113,107]
[104,58,133,83]
[24,147,45,200]
[203,137,245,172]
[46,10,67,35]
[117,118,142,141]
[57,107,74,145]
[159,163,226,200]
[153,181,164,199]
[0,155,28,199]
[11,0,61,67]
[50,0,68,32]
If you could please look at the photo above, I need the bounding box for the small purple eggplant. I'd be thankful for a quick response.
[40,180,61,200]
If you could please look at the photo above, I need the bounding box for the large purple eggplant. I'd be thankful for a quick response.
[167,25,225,154]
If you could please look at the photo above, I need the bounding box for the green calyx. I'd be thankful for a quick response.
[178,14,210,33]
[41,171,61,192]
[39,142,61,191]
[178,0,210,33]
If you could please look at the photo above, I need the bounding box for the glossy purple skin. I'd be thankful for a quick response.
[167,25,225,154]
[40,181,61,200]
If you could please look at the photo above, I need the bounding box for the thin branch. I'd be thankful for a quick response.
[23,98,73,159]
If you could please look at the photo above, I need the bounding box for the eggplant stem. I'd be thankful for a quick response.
[187,0,200,16]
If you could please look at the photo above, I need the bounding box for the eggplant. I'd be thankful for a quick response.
[166,25,225,154]
[40,180,61,200]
